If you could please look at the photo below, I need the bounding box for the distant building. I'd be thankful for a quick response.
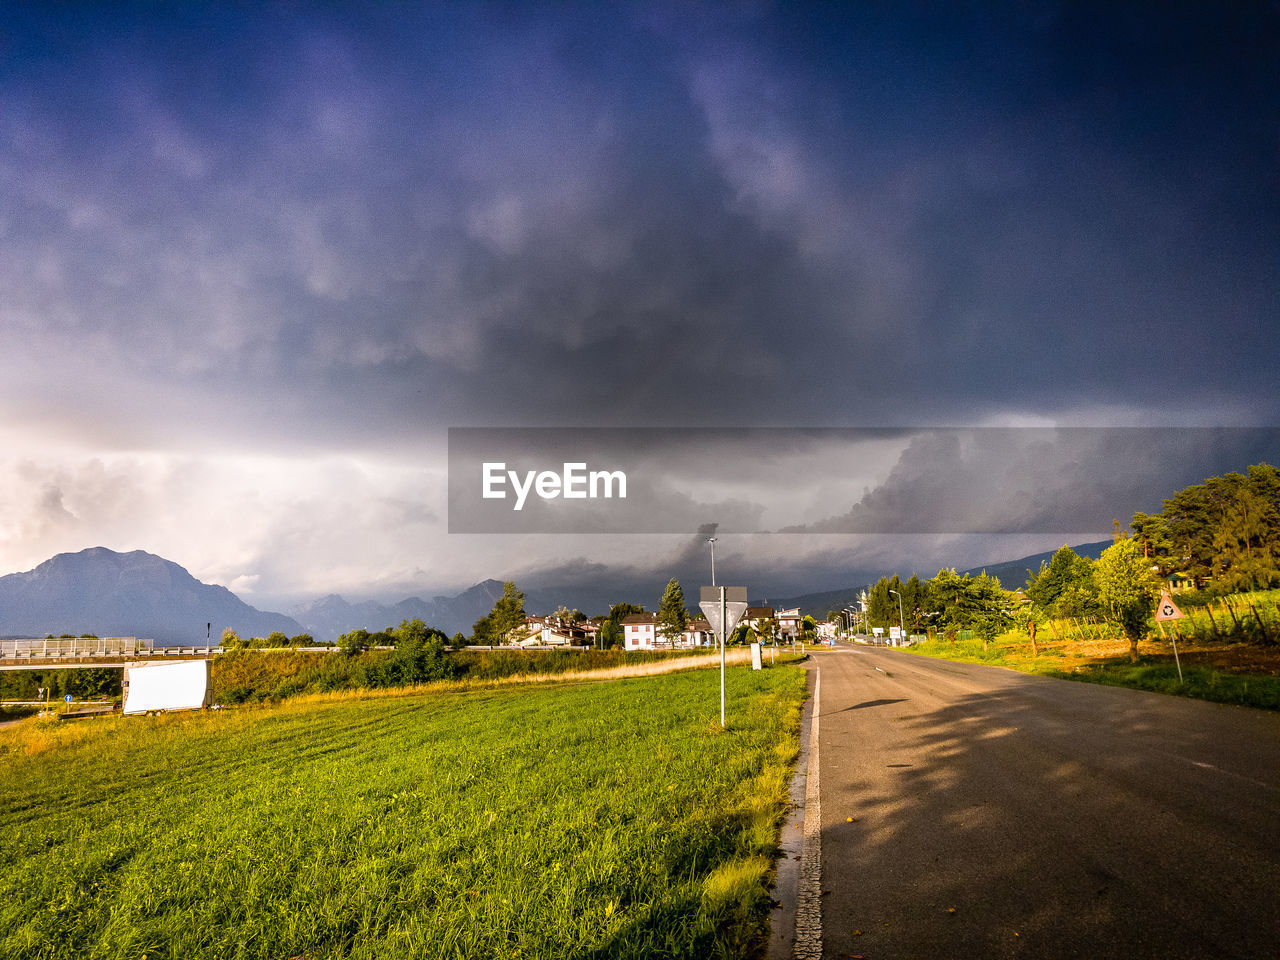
[622,613,711,650]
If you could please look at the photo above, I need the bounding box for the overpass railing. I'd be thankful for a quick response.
[0,637,154,658]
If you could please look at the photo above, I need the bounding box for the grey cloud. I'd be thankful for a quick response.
[1,3,1277,606]
[795,428,1280,535]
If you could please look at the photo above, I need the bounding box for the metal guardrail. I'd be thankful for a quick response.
[0,637,153,658]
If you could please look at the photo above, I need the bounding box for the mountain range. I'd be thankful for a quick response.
[0,547,304,645]
[0,541,1114,645]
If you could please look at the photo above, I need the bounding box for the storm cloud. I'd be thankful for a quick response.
[0,3,1276,607]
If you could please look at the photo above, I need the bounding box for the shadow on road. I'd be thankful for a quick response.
[820,678,1280,960]
[836,698,910,713]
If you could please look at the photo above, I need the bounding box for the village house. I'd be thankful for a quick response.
[516,614,597,647]
[621,613,712,650]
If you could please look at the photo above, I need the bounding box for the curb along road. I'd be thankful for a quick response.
[768,663,822,960]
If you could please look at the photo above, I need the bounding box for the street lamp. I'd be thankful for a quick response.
[890,589,907,647]
[707,537,717,587]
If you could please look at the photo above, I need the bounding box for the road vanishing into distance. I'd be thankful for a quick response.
[796,643,1280,960]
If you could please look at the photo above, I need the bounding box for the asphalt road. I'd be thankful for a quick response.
[810,644,1280,960]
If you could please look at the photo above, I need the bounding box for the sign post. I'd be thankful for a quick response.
[700,586,748,729]
[1154,593,1186,683]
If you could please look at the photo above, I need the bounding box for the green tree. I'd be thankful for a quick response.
[901,574,927,632]
[221,627,246,651]
[289,633,315,647]
[656,578,689,647]
[801,615,818,643]
[473,581,527,645]
[867,577,897,632]
[926,569,967,640]
[927,569,1011,648]
[390,618,449,648]
[967,573,1010,651]
[754,616,778,646]
[1025,546,1099,620]
[451,632,468,649]
[597,602,644,650]
[367,621,455,686]
[1094,539,1160,663]
[338,628,371,657]
[599,619,624,649]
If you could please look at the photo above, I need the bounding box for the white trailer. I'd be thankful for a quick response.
[123,660,212,715]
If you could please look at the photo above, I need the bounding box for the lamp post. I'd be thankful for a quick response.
[890,589,907,647]
[707,537,717,587]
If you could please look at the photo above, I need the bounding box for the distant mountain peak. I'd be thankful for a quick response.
[0,547,301,645]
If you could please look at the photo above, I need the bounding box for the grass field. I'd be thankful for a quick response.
[900,633,1280,710]
[0,663,806,960]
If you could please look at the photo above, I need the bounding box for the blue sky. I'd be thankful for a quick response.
[1,2,1276,608]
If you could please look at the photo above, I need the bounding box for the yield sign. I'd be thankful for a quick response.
[700,586,749,643]
[1154,593,1184,622]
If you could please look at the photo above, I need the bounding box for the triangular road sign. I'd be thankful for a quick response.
[1154,593,1184,622]
[700,586,749,643]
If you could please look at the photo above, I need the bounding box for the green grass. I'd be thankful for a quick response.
[901,636,1280,711]
[1036,661,1280,710]
[0,664,806,960]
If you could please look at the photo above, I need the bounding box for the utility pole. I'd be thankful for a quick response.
[890,589,907,647]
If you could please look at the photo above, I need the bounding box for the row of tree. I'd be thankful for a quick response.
[853,538,1164,662]
[220,629,317,650]
[853,570,1011,646]
[1130,463,1280,592]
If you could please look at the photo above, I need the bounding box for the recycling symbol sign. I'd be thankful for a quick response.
[1154,593,1184,622]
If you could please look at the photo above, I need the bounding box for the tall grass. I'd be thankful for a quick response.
[903,631,1280,711]
[1039,661,1280,709]
[0,664,805,959]
[211,647,732,703]
[1037,589,1280,646]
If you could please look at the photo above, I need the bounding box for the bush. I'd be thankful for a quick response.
[221,685,256,705]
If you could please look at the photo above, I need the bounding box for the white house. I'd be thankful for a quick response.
[622,613,712,650]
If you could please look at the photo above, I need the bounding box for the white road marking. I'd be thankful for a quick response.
[794,667,823,960]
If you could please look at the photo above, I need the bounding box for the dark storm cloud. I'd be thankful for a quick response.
[1,2,1277,600]
[792,427,1280,535]
[447,426,1280,535]
[3,1,1276,448]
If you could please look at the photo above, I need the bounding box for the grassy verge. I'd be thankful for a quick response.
[1037,660,1280,709]
[900,635,1280,710]
[211,647,731,704]
[0,704,41,721]
[0,663,806,959]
